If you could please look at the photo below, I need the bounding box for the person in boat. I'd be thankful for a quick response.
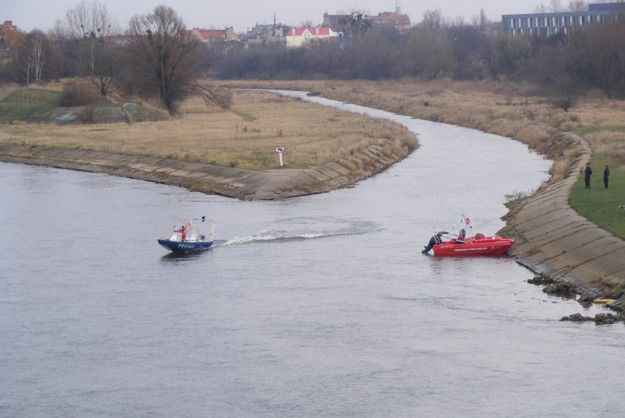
[181,224,187,241]
[454,228,466,243]
[422,232,445,254]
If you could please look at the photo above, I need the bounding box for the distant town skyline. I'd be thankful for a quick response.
[4,0,560,32]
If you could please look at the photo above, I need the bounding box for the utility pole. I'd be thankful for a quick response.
[395,0,401,14]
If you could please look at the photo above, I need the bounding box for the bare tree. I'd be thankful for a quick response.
[30,37,44,82]
[567,1,587,11]
[19,31,48,84]
[549,0,565,12]
[536,0,586,12]
[473,9,489,28]
[421,9,444,30]
[64,0,116,39]
[337,11,372,39]
[62,0,117,95]
[126,5,223,114]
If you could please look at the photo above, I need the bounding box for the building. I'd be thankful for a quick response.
[502,2,625,37]
[322,13,352,33]
[285,26,341,48]
[0,20,16,40]
[370,11,411,32]
[243,22,290,46]
[323,10,410,35]
[191,27,239,43]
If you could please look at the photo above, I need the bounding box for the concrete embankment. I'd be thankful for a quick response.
[0,141,413,200]
[510,134,625,306]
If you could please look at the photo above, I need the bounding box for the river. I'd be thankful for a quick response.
[2,93,624,417]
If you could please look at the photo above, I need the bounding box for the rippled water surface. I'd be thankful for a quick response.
[2,94,624,417]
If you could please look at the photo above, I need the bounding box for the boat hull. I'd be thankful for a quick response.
[433,237,513,257]
[158,239,213,254]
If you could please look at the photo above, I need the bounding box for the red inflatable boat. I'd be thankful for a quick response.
[433,234,514,257]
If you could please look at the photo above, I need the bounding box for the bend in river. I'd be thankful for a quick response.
[2,93,624,417]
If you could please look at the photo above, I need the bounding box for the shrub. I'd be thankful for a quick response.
[552,96,576,112]
[59,81,98,107]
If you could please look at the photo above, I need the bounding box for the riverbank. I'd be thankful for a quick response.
[219,80,586,182]
[0,89,417,200]
[219,79,625,304]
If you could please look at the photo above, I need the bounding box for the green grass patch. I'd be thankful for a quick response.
[0,89,61,123]
[569,154,625,239]
[574,125,625,137]
[231,110,257,122]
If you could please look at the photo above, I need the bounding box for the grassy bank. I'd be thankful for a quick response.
[570,154,625,239]
[0,88,416,171]
[0,89,61,123]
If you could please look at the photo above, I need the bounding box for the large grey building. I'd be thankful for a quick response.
[502,2,625,36]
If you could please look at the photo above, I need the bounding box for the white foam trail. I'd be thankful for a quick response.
[224,230,341,246]
[223,220,379,247]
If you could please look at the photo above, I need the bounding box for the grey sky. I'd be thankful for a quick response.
[5,0,550,33]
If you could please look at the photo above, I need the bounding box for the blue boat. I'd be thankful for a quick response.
[158,217,214,254]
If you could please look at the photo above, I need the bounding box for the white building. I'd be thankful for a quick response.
[285,26,341,48]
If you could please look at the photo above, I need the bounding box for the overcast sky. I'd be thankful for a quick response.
[5,0,551,32]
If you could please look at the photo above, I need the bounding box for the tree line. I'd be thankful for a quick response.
[209,10,625,100]
[1,2,624,113]
[0,1,229,114]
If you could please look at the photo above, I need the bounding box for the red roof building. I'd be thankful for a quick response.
[285,26,340,47]
[0,21,16,38]
[191,27,239,42]
[371,12,411,32]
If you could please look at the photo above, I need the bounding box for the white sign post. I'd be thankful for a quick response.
[275,145,286,167]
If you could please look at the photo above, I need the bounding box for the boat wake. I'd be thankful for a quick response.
[223,218,379,247]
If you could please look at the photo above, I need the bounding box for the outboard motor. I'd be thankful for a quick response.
[422,232,445,254]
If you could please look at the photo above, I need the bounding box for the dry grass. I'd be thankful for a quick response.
[220,79,625,182]
[0,89,416,171]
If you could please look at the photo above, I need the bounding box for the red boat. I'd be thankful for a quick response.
[432,234,514,257]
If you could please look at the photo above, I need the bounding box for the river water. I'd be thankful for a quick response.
[2,93,624,417]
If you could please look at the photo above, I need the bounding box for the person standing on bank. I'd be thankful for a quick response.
[604,165,610,189]
[584,163,592,189]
